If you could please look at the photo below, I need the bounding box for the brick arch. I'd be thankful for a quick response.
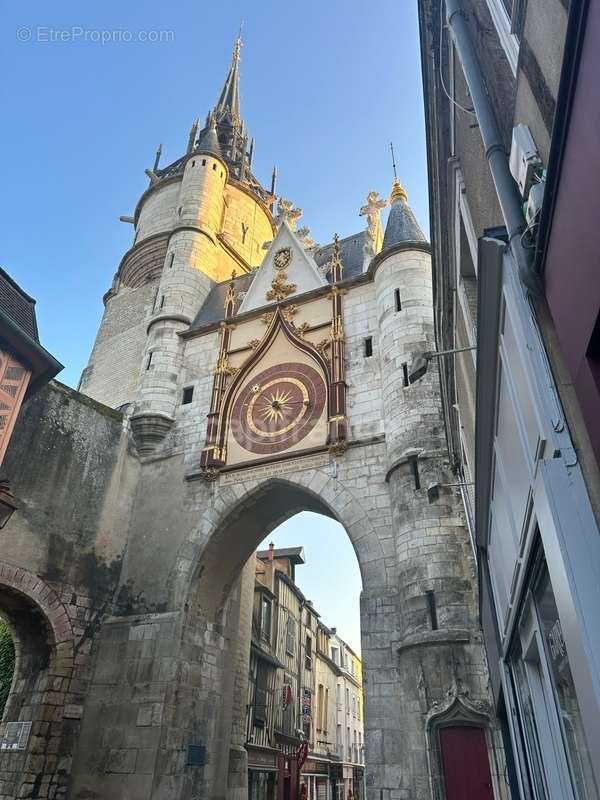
[0,562,75,662]
[172,467,389,613]
[0,563,76,799]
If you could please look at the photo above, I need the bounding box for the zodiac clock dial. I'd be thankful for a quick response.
[230,362,327,455]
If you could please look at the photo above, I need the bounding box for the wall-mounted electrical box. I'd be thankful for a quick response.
[509,124,542,198]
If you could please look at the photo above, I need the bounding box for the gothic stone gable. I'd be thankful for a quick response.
[237,220,327,315]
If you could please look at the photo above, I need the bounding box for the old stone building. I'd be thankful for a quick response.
[1,37,504,800]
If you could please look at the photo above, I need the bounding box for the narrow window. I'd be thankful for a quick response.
[395,288,402,311]
[402,363,409,387]
[426,590,438,630]
[202,158,206,166]
[178,206,182,216]
[411,457,421,490]
[260,596,272,642]
[159,295,165,310]
[254,661,269,727]
[182,386,194,405]
[191,160,195,167]
[152,288,159,311]
[146,352,153,370]
[168,253,175,269]
[364,337,373,358]
[212,163,217,171]
[285,615,296,655]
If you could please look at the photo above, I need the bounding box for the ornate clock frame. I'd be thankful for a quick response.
[199,245,347,480]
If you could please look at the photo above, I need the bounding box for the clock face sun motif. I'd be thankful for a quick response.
[273,247,292,271]
[231,362,326,455]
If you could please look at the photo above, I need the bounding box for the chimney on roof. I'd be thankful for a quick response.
[267,542,275,561]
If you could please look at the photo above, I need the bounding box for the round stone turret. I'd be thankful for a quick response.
[374,180,441,471]
[130,144,230,454]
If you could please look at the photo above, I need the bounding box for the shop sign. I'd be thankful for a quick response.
[246,746,278,770]
[302,687,312,721]
[301,759,329,775]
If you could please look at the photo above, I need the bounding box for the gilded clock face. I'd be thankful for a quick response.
[231,362,326,455]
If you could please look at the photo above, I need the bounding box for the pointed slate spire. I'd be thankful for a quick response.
[214,35,242,125]
[382,179,427,248]
[196,116,223,159]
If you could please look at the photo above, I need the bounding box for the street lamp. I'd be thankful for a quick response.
[0,480,18,529]
[408,346,477,384]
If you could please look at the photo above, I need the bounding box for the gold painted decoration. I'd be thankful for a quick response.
[294,322,311,338]
[262,306,297,325]
[316,339,331,357]
[266,271,297,302]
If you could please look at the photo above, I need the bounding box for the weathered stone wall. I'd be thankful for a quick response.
[0,382,138,798]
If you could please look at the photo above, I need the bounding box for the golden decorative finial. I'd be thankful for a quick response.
[390,178,408,204]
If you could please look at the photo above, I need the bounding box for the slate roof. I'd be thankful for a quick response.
[383,196,427,248]
[0,268,39,342]
[313,231,368,280]
[190,230,369,331]
[191,271,255,329]
[256,546,305,565]
[195,122,223,159]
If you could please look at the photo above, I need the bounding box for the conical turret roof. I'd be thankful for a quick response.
[196,118,223,159]
[382,179,427,248]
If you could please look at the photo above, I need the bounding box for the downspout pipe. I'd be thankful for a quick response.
[444,0,542,295]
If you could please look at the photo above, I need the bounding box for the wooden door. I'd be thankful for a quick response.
[439,726,494,800]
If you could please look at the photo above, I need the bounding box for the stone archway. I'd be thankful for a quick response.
[176,474,388,616]
[167,472,389,800]
[0,562,76,799]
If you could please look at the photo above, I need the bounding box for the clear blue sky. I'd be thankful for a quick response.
[2,1,427,642]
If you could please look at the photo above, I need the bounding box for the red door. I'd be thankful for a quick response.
[439,726,494,800]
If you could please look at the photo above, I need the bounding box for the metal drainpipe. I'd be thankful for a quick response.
[444,0,542,295]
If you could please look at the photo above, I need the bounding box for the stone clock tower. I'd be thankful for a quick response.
[37,37,505,800]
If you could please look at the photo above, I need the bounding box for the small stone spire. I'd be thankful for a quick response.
[196,116,223,159]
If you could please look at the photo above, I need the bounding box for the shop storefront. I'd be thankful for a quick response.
[300,757,331,800]
[247,745,278,800]
[352,767,364,800]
